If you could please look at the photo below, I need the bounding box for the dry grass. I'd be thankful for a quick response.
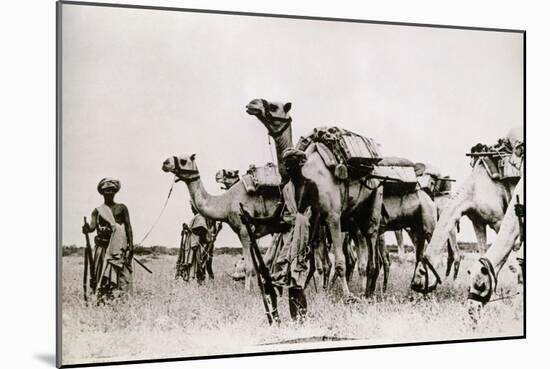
[61,253,523,366]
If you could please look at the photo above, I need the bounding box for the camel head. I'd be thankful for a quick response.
[246,98,292,137]
[215,169,240,190]
[466,258,497,321]
[416,163,443,195]
[410,257,441,294]
[162,154,200,182]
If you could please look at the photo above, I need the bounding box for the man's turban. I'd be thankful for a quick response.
[97,178,121,194]
[282,148,307,166]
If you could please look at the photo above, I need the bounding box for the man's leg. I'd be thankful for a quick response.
[289,287,307,321]
[117,264,133,298]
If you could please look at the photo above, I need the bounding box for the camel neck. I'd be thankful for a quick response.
[484,177,523,273]
[423,174,476,265]
[185,178,229,221]
[271,125,294,180]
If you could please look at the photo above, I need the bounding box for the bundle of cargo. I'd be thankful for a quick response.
[241,162,282,194]
[372,157,418,196]
[467,137,523,180]
[296,126,382,180]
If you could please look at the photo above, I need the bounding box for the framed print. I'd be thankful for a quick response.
[56,1,525,367]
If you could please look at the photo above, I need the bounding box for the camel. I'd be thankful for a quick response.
[247,98,456,296]
[162,154,283,291]
[215,169,240,190]
[467,176,524,322]
[215,167,338,289]
[246,98,384,298]
[417,168,462,277]
[365,174,437,291]
[395,168,460,266]
[411,133,523,294]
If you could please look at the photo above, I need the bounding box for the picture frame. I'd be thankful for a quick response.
[56,1,526,367]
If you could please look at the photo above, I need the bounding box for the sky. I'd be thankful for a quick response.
[61,4,523,248]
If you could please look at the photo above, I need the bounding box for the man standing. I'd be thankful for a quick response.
[82,178,134,301]
[176,202,221,282]
[243,148,320,321]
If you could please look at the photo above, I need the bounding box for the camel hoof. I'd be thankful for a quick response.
[343,293,360,305]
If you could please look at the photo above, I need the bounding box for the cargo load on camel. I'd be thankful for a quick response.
[372,157,418,195]
[295,126,419,194]
[241,162,282,195]
[296,126,382,180]
[467,136,523,180]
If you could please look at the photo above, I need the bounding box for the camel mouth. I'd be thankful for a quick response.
[410,282,425,294]
[246,105,262,116]
[161,163,173,172]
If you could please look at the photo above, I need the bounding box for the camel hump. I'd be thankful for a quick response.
[378,156,415,167]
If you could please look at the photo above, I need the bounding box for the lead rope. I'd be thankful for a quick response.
[486,292,521,304]
[136,175,177,246]
[267,134,276,164]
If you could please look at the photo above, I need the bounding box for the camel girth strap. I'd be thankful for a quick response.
[413,256,442,294]
[261,99,292,138]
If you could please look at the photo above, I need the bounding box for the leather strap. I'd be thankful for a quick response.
[467,257,497,305]
[261,99,292,138]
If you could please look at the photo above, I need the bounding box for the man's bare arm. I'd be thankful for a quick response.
[83,209,98,233]
[122,205,134,251]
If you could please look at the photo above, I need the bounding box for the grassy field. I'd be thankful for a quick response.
[61,252,523,366]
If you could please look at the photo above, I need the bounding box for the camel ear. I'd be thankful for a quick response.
[190,153,196,161]
[283,102,292,113]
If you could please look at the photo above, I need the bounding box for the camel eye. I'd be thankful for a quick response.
[269,104,278,112]
[179,159,187,166]
[480,267,488,275]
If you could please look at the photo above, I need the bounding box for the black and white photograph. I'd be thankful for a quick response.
[57,1,525,367]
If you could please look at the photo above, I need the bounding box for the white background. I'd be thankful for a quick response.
[0,0,546,368]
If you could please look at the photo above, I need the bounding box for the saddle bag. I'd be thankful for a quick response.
[242,162,282,194]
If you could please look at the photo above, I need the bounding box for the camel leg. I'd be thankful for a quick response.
[347,232,359,283]
[355,229,369,294]
[314,238,324,289]
[418,193,436,260]
[365,233,383,297]
[379,233,390,292]
[395,230,405,261]
[237,228,256,292]
[448,228,462,279]
[206,242,215,280]
[472,221,488,255]
[324,241,333,289]
[355,187,384,298]
[314,226,332,289]
[409,229,423,262]
[327,213,351,297]
[425,193,473,265]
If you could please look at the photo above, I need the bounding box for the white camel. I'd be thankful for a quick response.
[411,129,523,294]
[162,154,282,291]
[467,175,524,321]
